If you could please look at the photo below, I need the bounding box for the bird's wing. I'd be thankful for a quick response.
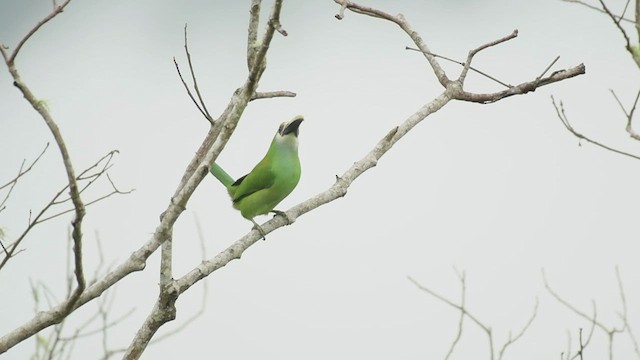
[230,161,275,203]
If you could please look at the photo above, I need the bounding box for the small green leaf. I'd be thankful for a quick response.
[631,44,640,60]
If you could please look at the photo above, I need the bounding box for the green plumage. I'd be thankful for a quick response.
[210,116,303,229]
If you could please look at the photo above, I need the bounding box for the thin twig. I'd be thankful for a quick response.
[2,0,72,64]
[559,0,635,23]
[459,29,519,83]
[408,275,495,359]
[405,47,511,88]
[615,267,640,359]
[597,0,632,50]
[183,25,213,122]
[538,56,561,80]
[611,88,640,141]
[551,96,640,160]
[498,298,538,360]
[250,90,297,100]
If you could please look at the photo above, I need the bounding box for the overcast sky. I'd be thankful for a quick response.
[1,0,639,359]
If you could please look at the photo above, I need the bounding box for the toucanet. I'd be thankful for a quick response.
[210,115,303,238]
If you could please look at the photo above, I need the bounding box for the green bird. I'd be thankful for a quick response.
[210,115,304,238]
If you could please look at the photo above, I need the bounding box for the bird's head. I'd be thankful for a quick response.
[273,115,303,151]
[277,115,304,138]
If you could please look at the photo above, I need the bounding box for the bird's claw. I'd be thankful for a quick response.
[250,219,267,240]
[271,210,294,225]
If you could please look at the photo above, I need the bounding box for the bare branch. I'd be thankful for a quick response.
[454,64,585,103]
[0,0,72,65]
[559,0,635,23]
[537,56,561,80]
[459,29,519,83]
[183,25,213,123]
[247,0,261,69]
[611,88,640,141]
[498,298,538,360]
[173,25,214,125]
[444,270,466,360]
[408,275,495,359]
[615,267,640,359]
[150,215,208,345]
[597,0,632,51]
[543,269,628,360]
[250,90,297,101]
[551,95,640,160]
[405,47,511,88]
[334,0,451,87]
[2,2,88,332]
[0,142,48,193]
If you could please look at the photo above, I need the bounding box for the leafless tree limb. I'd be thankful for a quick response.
[0,142,49,211]
[615,267,640,359]
[0,142,49,253]
[0,150,130,271]
[1,0,88,344]
[597,0,633,53]
[551,95,640,160]
[334,0,450,87]
[562,0,640,68]
[408,273,537,360]
[1,0,72,65]
[173,24,214,125]
[405,46,511,88]
[543,269,638,360]
[459,29,519,84]
[251,90,297,100]
[27,235,134,360]
[497,298,538,360]
[559,0,635,23]
[611,88,640,141]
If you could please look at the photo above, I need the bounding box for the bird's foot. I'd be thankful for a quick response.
[271,210,294,225]
[251,219,267,241]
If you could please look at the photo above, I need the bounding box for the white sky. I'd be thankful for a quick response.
[1,0,639,359]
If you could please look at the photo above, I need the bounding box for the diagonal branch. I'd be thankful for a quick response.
[250,90,297,101]
[551,95,640,160]
[405,46,511,88]
[0,150,129,271]
[559,0,635,23]
[1,0,72,65]
[0,142,49,214]
[454,64,585,104]
[459,29,519,84]
[1,0,86,327]
[611,88,640,141]
[334,0,450,87]
[597,0,632,51]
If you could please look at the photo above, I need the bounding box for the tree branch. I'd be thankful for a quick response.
[551,95,640,160]
[250,90,297,101]
[453,64,585,103]
[459,29,519,84]
[611,88,640,141]
[334,0,450,87]
[1,0,72,65]
[559,0,635,23]
[1,2,87,337]
[122,1,287,358]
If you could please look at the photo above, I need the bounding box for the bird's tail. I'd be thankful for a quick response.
[210,162,235,188]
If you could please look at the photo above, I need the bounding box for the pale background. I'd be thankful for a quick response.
[1,0,639,359]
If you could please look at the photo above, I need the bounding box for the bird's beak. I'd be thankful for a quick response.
[280,115,304,137]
